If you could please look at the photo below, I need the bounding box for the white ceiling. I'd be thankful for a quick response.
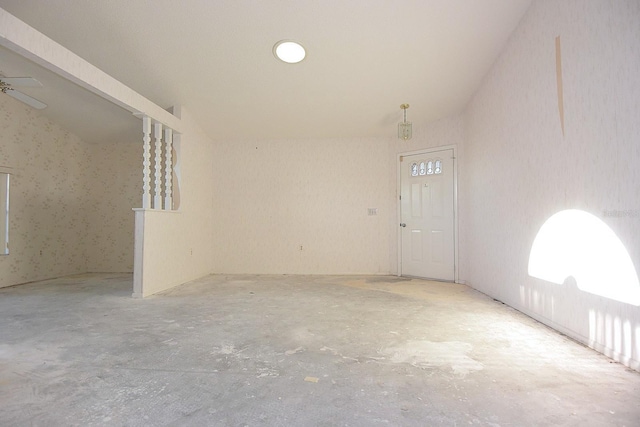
[0,0,531,143]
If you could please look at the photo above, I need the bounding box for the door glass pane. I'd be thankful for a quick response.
[426,160,434,175]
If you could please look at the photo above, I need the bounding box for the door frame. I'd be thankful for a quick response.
[396,144,459,282]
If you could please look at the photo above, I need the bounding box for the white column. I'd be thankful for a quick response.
[142,116,152,209]
[132,209,145,298]
[164,128,173,210]
[153,122,163,209]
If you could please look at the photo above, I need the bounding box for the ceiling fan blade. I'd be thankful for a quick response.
[1,77,43,88]
[5,89,47,109]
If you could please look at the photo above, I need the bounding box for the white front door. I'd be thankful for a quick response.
[399,148,455,280]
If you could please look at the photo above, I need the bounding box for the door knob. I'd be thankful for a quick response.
[400,223,406,227]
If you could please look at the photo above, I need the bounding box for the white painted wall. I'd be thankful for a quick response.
[461,0,640,369]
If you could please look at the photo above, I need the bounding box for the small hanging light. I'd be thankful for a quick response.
[398,104,412,140]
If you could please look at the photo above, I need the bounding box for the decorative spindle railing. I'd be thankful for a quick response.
[141,115,176,211]
[153,123,162,208]
[164,127,173,210]
[142,116,152,209]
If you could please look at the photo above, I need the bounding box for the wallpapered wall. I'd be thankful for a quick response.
[210,136,390,275]
[85,140,140,272]
[461,0,640,368]
[0,94,139,288]
[208,115,464,277]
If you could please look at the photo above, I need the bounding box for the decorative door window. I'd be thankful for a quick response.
[426,160,434,175]
[409,157,443,177]
[435,159,442,174]
[419,161,426,175]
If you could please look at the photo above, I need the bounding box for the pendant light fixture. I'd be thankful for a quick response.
[398,103,412,140]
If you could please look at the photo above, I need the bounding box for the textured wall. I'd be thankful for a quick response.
[210,136,390,274]
[0,94,139,288]
[0,94,89,286]
[208,116,464,277]
[85,141,140,272]
[461,0,640,368]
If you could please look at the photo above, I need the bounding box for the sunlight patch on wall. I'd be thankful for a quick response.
[528,209,640,305]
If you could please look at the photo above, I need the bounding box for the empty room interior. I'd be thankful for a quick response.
[1,0,639,425]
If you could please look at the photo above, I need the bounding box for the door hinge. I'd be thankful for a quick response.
[399,195,402,200]
[400,156,404,162]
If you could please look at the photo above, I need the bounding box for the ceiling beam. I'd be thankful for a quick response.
[0,7,183,133]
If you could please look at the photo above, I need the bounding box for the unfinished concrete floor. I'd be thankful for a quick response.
[1,274,639,426]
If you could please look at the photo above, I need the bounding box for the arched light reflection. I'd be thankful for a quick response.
[528,209,640,305]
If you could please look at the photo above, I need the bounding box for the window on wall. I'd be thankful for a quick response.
[0,173,9,255]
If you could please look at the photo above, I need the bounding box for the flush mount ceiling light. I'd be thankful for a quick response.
[398,104,412,141]
[273,40,306,64]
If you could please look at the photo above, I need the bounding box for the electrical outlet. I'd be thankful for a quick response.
[368,208,378,216]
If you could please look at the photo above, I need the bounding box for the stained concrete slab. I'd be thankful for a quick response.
[0,273,639,426]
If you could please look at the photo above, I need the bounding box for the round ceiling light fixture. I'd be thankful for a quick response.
[273,40,306,64]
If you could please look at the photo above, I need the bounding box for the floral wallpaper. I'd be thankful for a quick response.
[0,93,139,288]
[85,141,140,272]
[210,136,390,275]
